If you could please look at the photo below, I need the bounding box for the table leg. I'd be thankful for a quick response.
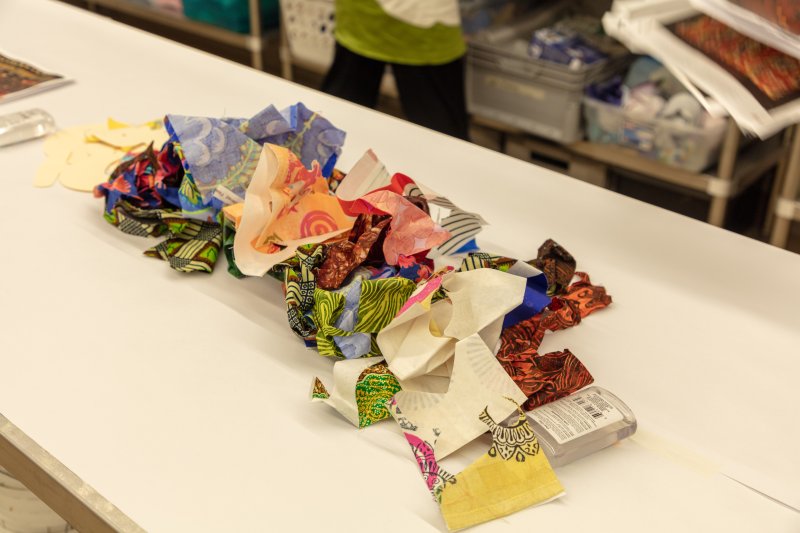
[248,0,263,70]
[707,120,740,227]
[770,125,800,248]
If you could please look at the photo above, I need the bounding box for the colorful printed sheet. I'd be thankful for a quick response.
[0,52,70,102]
[671,14,800,108]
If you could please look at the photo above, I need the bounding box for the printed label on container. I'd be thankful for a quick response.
[529,390,624,444]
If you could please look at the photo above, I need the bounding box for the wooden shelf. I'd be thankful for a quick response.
[84,0,265,69]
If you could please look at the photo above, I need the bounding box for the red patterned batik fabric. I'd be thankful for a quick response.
[497,272,612,411]
[731,0,800,35]
[672,15,800,107]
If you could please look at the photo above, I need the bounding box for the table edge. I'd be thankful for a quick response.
[0,413,144,533]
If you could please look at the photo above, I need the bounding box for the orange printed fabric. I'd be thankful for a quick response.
[228,144,355,277]
[255,145,352,251]
[497,272,612,410]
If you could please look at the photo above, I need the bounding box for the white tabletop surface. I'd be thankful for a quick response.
[1,1,799,531]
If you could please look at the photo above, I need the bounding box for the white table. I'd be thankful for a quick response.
[1,1,799,531]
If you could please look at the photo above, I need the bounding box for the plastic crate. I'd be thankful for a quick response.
[466,5,627,142]
[183,0,279,34]
[460,0,537,36]
[280,0,336,71]
[583,97,728,172]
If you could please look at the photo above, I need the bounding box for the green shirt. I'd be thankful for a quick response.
[334,0,466,66]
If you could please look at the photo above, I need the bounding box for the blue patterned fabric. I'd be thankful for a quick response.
[333,278,373,359]
[164,103,346,221]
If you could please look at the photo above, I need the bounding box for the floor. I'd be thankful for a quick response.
[57,0,800,255]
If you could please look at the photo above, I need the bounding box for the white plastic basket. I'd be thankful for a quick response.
[583,97,728,172]
[280,0,336,71]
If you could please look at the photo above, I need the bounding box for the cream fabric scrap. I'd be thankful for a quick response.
[393,333,527,458]
[377,268,526,381]
[35,119,168,191]
[334,149,391,205]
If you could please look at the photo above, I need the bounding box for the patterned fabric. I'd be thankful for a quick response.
[284,245,326,343]
[164,103,346,221]
[312,358,402,427]
[311,377,330,400]
[405,431,458,502]
[222,220,245,279]
[731,0,800,34]
[231,144,353,278]
[389,398,564,531]
[255,103,347,179]
[355,362,402,427]
[94,142,183,214]
[403,180,487,257]
[480,407,540,462]
[332,277,372,359]
[314,277,416,358]
[316,214,391,290]
[143,221,222,273]
[165,115,260,216]
[533,239,577,296]
[102,199,222,273]
[349,190,450,265]
[496,272,611,410]
[672,15,800,107]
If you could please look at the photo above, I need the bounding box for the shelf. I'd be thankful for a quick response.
[85,0,264,68]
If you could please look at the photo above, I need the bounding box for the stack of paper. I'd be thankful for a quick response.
[603,0,800,138]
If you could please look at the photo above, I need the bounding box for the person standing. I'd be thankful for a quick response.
[321,0,470,140]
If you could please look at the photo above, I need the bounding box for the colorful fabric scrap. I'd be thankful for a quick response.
[391,333,528,459]
[283,245,326,344]
[389,398,564,531]
[164,103,346,221]
[671,15,800,108]
[94,142,183,213]
[316,214,391,290]
[532,238,577,296]
[350,189,450,265]
[101,199,222,273]
[312,357,401,428]
[231,144,354,277]
[496,272,612,410]
[314,277,416,358]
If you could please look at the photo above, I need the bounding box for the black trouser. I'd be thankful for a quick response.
[322,42,470,140]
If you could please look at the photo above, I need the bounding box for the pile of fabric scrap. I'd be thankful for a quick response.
[91,103,613,531]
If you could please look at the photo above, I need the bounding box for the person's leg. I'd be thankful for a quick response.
[321,43,385,109]
[391,57,470,140]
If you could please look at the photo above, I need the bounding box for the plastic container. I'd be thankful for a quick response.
[280,0,336,71]
[183,0,279,33]
[466,4,628,142]
[460,0,537,36]
[583,96,728,172]
[528,386,637,467]
[0,109,55,147]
